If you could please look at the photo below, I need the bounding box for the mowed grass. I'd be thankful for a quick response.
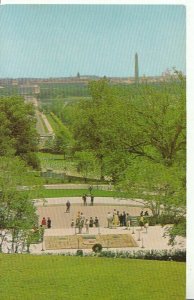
[32,188,116,198]
[37,152,71,171]
[37,152,101,179]
[0,255,185,300]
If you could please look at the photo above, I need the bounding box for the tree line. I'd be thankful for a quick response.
[46,72,186,239]
[0,96,41,253]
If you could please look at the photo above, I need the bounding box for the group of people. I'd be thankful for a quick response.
[140,210,149,217]
[65,193,95,213]
[106,209,150,230]
[71,211,99,234]
[82,194,94,206]
[139,210,149,229]
[107,209,131,229]
[41,217,52,229]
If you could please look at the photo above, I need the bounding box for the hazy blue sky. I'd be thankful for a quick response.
[0,5,186,78]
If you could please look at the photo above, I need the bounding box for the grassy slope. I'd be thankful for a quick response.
[0,255,185,300]
[46,113,60,133]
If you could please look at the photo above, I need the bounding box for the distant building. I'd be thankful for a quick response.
[12,79,18,86]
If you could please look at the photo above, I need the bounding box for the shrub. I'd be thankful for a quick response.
[96,249,186,262]
[39,249,186,262]
[21,152,41,170]
[92,243,102,253]
[76,250,83,256]
[146,216,158,226]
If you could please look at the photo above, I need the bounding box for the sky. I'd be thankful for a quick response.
[0,4,186,78]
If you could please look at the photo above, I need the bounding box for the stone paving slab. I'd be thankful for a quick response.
[44,233,138,250]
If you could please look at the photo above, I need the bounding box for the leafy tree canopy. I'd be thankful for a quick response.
[0,96,40,168]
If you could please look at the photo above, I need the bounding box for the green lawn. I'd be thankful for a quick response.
[37,152,77,174]
[31,188,116,198]
[37,152,101,179]
[0,255,185,300]
[38,152,66,167]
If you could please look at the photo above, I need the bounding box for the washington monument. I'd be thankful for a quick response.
[135,53,139,84]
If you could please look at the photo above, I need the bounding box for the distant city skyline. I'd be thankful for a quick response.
[0,5,186,78]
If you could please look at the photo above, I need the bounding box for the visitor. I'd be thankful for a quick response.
[90,194,94,206]
[76,216,82,233]
[144,211,149,216]
[77,214,84,234]
[89,217,94,227]
[47,217,51,229]
[85,218,89,234]
[66,200,71,213]
[117,211,121,226]
[107,212,113,228]
[89,185,93,194]
[80,212,85,219]
[71,219,74,228]
[41,217,46,228]
[126,213,131,230]
[119,213,123,227]
[94,216,99,227]
[140,210,144,216]
[113,209,117,215]
[113,213,119,227]
[139,215,144,230]
[82,194,87,206]
[75,217,79,228]
[78,218,82,234]
[123,211,127,227]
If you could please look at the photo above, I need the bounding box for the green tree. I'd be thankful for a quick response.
[117,157,185,217]
[71,79,133,179]
[0,96,40,168]
[129,75,186,166]
[69,74,186,241]
[74,151,97,182]
[0,111,15,156]
[0,157,41,253]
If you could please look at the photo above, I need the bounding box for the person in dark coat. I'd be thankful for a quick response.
[119,213,123,226]
[47,217,51,228]
[94,217,99,227]
[123,211,126,226]
[90,195,94,206]
[89,217,94,227]
[82,194,87,206]
[66,200,71,212]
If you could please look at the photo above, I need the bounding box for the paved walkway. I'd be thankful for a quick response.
[31,196,186,255]
[34,197,145,207]
[37,204,147,229]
